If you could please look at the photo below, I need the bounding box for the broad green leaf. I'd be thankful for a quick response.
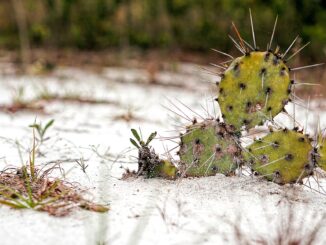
[43,119,55,136]
[130,138,140,149]
[145,131,157,146]
[131,129,141,142]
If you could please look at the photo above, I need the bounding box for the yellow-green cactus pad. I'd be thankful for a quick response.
[218,51,291,131]
[158,160,178,179]
[246,129,313,184]
[318,139,326,171]
[179,120,242,177]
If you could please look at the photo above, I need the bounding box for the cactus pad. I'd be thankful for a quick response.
[246,129,313,184]
[218,51,291,131]
[179,120,242,177]
[318,139,326,172]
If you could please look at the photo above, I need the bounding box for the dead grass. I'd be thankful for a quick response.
[0,128,109,216]
[224,198,326,245]
[0,165,109,216]
[0,90,117,114]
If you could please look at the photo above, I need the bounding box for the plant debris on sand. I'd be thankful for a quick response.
[0,165,109,216]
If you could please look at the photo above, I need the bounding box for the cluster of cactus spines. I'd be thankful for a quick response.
[178,119,242,177]
[217,51,291,131]
[245,129,314,184]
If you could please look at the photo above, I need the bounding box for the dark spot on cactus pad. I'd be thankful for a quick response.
[265,87,272,94]
[264,52,270,62]
[274,170,281,177]
[280,67,287,76]
[273,141,280,148]
[285,153,294,161]
[212,166,218,172]
[298,137,305,142]
[273,56,279,65]
[227,105,233,111]
[260,154,269,164]
[215,145,222,152]
[239,83,246,89]
[215,81,220,86]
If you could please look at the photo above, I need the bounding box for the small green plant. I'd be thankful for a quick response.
[130,128,157,149]
[130,128,177,179]
[29,119,54,143]
[76,157,89,174]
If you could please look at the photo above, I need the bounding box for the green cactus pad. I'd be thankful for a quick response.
[157,160,178,179]
[218,51,291,131]
[246,129,313,184]
[178,120,241,177]
[318,139,326,172]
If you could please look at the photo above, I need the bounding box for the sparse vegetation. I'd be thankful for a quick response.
[0,125,109,216]
[29,119,54,143]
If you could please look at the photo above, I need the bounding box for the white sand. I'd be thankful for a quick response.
[0,65,325,245]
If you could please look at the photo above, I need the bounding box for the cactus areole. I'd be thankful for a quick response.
[218,51,291,131]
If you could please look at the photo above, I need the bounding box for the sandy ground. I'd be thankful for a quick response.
[0,64,325,245]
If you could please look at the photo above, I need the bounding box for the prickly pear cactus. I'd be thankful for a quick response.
[178,119,242,177]
[318,138,326,172]
[246,129,313,184]
[218,51,291,131]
